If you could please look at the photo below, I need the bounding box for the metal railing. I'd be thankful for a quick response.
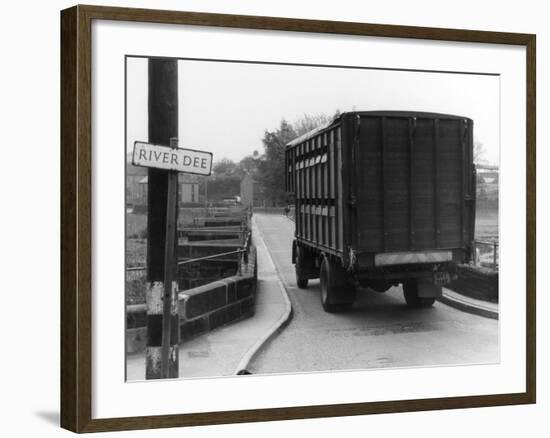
[177,228,251,275]
[126,232,252,320]
[473,239,499,270]
[126,230,252,277]
[176,249,243,266]
[178,228,249,236]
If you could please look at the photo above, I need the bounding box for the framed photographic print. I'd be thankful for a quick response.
[60,4,536,433]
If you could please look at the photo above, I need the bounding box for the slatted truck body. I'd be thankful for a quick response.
[285,111,476,312]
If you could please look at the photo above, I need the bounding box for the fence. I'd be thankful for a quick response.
[126,230,251,280]
[473,239,499,270]
[177,230,251,275]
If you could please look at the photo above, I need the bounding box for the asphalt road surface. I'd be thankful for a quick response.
[248,213,499,375]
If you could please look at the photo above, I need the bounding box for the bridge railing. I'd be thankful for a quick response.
[126,229,252,279]
[473,239,499,270]
[176,229,251,276]
[126,230,253,320]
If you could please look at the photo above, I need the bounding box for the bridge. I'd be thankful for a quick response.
[126,207,499,379]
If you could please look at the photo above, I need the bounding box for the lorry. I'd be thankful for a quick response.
[285,111,476,312]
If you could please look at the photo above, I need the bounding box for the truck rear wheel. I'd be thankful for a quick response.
[295,246,309,289]
[403,280,436,308]
[320,257,356,313]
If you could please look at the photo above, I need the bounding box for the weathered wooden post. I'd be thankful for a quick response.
[159,137,180,378]
[133,58,212,379]
[146,58,179,379]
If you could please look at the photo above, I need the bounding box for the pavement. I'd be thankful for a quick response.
[125,216,291,380]
[439,288,499,320]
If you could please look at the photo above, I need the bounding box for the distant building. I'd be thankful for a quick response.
[240,173,254,207]
[240,173,270,207]
[126,162,201,206]
[126,162,147,206]
[179,177,200,203]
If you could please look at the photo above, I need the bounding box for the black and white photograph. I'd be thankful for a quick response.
[1,0,544,435]
[125,56,500,381]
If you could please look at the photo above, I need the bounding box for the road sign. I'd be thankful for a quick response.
[133,141,213,176]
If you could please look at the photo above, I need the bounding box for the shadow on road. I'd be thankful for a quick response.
[297,280,437,319]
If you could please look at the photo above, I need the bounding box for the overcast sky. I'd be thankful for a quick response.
[127,57,499,165]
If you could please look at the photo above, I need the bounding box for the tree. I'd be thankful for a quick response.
[212,158,238,176]
[474,140,488,165]
[254,112,340,206]
[292,111,341,137]
[238,154,260,176]
[256,119,297,206]
[293,113,333,137]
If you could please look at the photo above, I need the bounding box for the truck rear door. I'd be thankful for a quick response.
[354,113,475,263]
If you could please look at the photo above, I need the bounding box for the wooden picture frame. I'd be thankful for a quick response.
[60,4,536,433]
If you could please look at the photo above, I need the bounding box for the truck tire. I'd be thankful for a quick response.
[320,257,356,313]
[295,246,309,289]
[403,280,436,308]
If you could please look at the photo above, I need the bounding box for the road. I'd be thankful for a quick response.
[248,213,499,375]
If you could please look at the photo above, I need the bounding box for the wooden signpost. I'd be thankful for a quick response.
[133,141,213,176]
[141,58,213,380]
[134,138,213,379]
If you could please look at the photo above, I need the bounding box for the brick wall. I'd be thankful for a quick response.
[179,245,257,340]
[126,245,257,353]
